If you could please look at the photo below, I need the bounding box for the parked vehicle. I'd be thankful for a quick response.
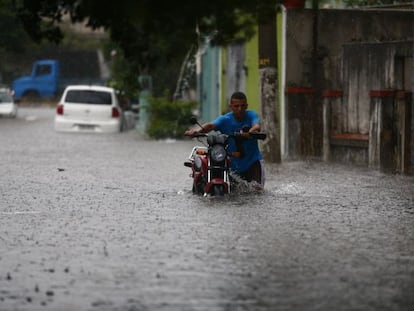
[12,59,104,101]
[54,85,135,133]
[0,88,18,118]
[184,117,266,196]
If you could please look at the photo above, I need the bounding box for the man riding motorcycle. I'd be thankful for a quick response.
[184,91,265,189]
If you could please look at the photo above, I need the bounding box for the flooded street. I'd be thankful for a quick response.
[1,107,413,311]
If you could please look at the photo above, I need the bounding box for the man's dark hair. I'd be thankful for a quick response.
[230,91,247,101]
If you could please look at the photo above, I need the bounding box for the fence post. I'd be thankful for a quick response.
[369,90,396,172]
[322,90,343,162]
[395,91,412,174]
[284,87,316,159]
[137,75,152,136]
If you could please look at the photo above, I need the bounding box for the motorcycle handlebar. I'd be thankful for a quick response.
[232,132,267,140]
[187,132,267,140]
[190,133,208,138]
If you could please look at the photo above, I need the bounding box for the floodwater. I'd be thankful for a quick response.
[0,107,413,311]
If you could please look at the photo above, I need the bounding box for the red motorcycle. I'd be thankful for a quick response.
[184,117,266,196]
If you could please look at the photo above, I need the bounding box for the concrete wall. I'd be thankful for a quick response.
[342,42,413,134]
[220,36,260,114]
[197,8,413,173]
[224,42,246,108]
[202,33,260,117]
[245,30,260,113]
[282,8,414,173]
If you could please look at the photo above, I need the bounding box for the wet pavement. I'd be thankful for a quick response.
[0,107,413,311]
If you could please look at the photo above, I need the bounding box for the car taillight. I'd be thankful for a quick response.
[56,104,64,115]
[112,107,120,118]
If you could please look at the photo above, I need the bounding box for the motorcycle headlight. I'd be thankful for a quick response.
[194,156,203,171]
[210,145,226,162]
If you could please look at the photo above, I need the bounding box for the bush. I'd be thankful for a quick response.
[145,92,197,139]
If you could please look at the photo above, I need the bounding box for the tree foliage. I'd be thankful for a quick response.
[0,0,32,53]
[12,0,277,76]
[145,91,197,139]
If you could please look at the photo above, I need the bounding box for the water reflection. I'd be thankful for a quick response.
[1,107,413,310]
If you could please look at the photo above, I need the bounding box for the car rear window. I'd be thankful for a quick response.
[65,90,112,105]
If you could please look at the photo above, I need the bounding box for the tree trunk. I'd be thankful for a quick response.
[258,18,281,163]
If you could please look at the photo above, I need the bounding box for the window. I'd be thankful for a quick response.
[35,65,52,76]
[65,90,112,105]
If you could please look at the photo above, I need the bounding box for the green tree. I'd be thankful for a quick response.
[0,1,29,53]
[0,0,37,83]
[145,91,197,139]
[11,0,276,82]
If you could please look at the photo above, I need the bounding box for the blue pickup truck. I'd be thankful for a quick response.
[12,59,104,101]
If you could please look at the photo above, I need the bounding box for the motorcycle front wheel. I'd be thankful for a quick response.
[193,180,206,195]
[212,184,225,196]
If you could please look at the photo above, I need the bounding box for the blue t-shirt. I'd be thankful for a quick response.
[213,110,263,173]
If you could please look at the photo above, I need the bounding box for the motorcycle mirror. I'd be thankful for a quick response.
[190,116,205,131]
[190,116,198,125]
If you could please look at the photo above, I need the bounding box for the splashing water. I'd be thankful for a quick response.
[229,171,263,194]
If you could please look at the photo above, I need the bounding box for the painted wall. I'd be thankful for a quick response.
[244,31,260,112]
[221,38,260,113]
[198,40,221,123]
[224,42,247,109]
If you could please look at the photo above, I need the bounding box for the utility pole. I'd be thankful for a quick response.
[258,13,281,163]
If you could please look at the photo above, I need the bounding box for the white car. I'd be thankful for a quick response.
[54,85,135,133]
[0,88,18,118]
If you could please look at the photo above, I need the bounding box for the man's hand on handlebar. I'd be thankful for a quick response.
[234,130,267,140]
[237,130,252,139]
[184,129,200,136]
[238,127,260,138]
